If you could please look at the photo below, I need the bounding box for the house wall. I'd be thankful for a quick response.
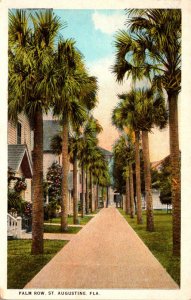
[24,179,32,203]
[8,112,32,154]
[122,189,170,213]
[152,189,171,210]
[16,166,32,203]
[8,113,32,202]
[8,120,17,144]
[43,153,61,178]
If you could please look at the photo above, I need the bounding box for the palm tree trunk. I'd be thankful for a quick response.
[31,108,44,254]
[95,182,99,210]
[92,182,96,212]
[89,171,93,212]
[61,118,69,232]
[81,163,85,217]
[142,130,154,231]
[73,152,79,224]
[129,162,135,218]
[85,167,89,214]
[168,92,181,256]
[125,175,130,215]
[102,186,104,207]
[106,186,109,208]
[135,131,143,224]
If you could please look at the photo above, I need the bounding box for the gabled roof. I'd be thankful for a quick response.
[43,120,113,158]
[8,144,33,178]
[98,146,112,157]
[151,155,171,170]
[151,160,163,170]
[43,120,60,152]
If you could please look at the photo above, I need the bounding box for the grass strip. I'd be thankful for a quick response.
[45,215,93,225]
[44,224,82,234]
[119,209,180,286]
[8,239,68,289]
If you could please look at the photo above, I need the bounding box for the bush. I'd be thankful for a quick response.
[159,181,172,205]
[8,190,26,215]
[46,162,62,204]
[44,200,60,221]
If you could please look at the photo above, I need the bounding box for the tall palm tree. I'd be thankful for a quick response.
[68,133,80,224]
[113,9,181,255]
[124,166,130,214]
[50,117,101,223]
[137,88,168,231]
[52,39,98,231]
[50,131,81,224]
[69,117,101,221]
[77,116,102,215]
[112,91,143,224]
[91,151,109,210]
[112,134,135,218]
[113,88,167,230]
[8,9,62,254]
[88,147,107,212]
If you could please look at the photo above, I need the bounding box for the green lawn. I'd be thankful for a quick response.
[119,209,180,286]
[45,215,93,225]
[8,239,68,289]
[44,224,82,234]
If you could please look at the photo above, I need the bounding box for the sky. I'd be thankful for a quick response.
[50,9,170,161]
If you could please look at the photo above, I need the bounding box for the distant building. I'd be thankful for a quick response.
[43,120,78,213]
[43,120,62,176]
[151,155,172,210]
[43,120,115,210]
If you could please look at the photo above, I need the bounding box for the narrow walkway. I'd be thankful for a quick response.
[25,207,178,289]
[44,223,84,227]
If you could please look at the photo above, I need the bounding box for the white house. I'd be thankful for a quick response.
[8,113,33,202]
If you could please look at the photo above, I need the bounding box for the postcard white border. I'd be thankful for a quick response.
[1,0,191,299]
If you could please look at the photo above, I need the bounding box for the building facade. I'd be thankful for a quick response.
[8,113,33,202]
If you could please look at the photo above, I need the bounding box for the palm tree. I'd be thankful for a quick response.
[69,118,101,222]
[124,166,130,214]
[77,116,102,215]
[68,133,80,224]
[50,118,101,223]
[88,147,107,212]
[112,91,143,224]
[113,9,181,255]
[52,39,96,231]
[112,135,135,218]
[8,9,61,254]
[137,88,168,231]
[50,131,81,224]
[113,88,168,230]
[91,152,109,210]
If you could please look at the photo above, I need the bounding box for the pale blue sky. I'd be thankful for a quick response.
[52,9,170,160]
[54,9,125,64]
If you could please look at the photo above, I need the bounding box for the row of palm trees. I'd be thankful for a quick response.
[50,115,110,223]
[111,9,181,256]
[8,9,109,254]
[112,88,167,229]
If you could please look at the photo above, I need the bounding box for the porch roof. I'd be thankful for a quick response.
[8,144,33,178]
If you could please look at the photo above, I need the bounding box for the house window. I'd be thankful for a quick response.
[17,122,22,144]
